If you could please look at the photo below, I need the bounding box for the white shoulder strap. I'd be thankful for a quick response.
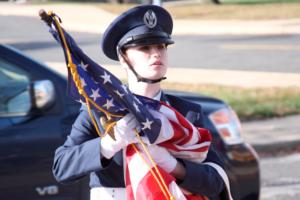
[204,162,234,200]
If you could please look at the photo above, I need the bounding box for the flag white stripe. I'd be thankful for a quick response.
[160,105,201,146]
[168,181,187,200]
[181,123,199,146]
[128,150,151,199]
[160,105,179,123]
[170,150,208,163]
[173,141,211,151]
[148,109,174,144]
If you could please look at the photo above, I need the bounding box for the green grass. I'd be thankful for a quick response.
[161,83,300,121]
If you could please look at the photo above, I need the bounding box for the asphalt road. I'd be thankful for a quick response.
[260,153,300,200]
[1,15,300,74]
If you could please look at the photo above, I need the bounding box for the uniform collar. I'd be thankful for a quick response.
[156,90,171,105]
[152,90,162,101]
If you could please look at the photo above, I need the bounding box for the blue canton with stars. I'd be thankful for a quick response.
[50,27,161,143]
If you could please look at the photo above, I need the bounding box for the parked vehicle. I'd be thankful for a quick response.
[0,44,260,200]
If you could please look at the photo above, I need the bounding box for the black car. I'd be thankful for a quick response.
[0,44,260,200]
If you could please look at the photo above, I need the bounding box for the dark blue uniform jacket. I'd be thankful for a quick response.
[53,93,228,199]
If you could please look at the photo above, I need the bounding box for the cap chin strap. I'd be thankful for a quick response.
[118,48,167,84]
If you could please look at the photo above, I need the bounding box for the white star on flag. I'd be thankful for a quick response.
[141,118,153,130]
[104,99,114,109]
[80,78,87,87]
[121,84,129,94]
[76,99,85,105]
[90,88,101,101]
[114,90,125,98]
[133,102,140,112]
[134,96,142,104]
[80,61,89,71]
[119,107,127,111]
[100,72,112,84]
[91,77,98,84]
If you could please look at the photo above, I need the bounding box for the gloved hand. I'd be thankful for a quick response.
[100,113,140,159]
[143,145,177,173]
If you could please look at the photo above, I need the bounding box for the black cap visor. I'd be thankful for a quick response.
[119,32,174,50]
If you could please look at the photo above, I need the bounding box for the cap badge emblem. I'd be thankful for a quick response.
[143,10,157,28]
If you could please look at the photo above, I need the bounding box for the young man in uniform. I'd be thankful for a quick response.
[53,4,231,200]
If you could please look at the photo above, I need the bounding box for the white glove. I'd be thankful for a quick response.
[143,145,177,173]
[100,113,140,159]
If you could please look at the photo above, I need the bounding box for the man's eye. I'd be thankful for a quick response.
[140,46,150,51]
[157,44,166,50]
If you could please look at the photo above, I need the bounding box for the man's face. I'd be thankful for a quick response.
[124,43,168,81]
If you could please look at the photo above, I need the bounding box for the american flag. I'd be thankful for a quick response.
[125,102,212,200]
[47,18,211,200]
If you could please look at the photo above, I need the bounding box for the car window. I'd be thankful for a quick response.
[0,58,31,117]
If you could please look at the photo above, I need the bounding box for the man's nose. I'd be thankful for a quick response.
[150,47,161,57]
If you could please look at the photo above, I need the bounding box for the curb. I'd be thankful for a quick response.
[242,114,300,157]
[252,141,300,157]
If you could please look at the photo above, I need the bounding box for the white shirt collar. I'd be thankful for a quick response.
[152,90,162,101]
